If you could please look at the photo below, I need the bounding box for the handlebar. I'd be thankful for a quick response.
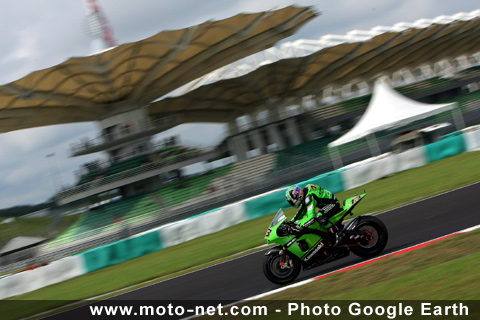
[277,220,301,236]
[284,221,301,235]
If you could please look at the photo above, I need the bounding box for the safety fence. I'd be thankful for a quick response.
[1,125,479,300]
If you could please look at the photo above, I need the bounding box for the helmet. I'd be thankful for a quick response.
[286,185,303,208]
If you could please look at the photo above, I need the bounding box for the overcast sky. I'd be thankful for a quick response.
[0,0,478,210]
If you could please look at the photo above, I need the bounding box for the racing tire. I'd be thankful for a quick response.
[263,250,301,285]
[349,216,388,258]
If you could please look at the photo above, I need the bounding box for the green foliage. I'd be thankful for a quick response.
[0,215,81,248]
[0,201,54,217]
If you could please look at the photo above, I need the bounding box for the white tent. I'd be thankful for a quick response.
[328,81,457,147]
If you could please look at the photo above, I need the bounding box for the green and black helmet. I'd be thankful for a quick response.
[285,185,304,208]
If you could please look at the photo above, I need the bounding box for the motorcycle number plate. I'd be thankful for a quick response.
[265,228,272,238]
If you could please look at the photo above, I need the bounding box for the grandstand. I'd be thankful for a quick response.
[1,7,480,273]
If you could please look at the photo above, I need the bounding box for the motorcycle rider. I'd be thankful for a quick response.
[285,184,343,246]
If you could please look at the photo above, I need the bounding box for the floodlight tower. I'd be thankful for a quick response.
[84,0,117,52]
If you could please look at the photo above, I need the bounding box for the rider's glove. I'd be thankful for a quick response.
[289,223,301,235]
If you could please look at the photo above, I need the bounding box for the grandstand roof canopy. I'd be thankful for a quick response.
[0,6,317,133]
[328,82,455,147]
[149,10,480,122]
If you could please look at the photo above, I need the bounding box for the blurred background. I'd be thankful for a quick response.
[0,0,479,276]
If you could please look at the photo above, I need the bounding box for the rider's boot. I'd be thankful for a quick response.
[328,222,344,247]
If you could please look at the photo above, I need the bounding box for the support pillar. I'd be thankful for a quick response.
[285,118,302,146]
[228,120,239,135]
[367,133,381,157]
[329,146,343,170]
[250,129,267,155]
[266,124,286,150]
[452,104,466,131]
[227,134,248,162]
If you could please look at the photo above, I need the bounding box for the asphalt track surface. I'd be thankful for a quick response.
[46,182,480,319]
[113,182,480,301]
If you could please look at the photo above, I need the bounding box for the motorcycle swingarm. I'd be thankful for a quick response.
[344,216,362,231]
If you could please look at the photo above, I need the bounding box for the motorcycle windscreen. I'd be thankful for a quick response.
[270,208,286,227]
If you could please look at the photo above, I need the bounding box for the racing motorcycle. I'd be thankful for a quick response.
[263,193,388,285]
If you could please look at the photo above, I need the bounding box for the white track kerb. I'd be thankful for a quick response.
[0,127,478,299]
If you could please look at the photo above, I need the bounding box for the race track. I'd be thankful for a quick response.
[45,182,480,319]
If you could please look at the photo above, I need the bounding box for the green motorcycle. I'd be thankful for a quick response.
[263,193,388,285]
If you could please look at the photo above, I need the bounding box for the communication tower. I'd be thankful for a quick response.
[84,0,117,52]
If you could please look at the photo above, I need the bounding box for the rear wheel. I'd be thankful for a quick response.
[263,250,301,285]
[349,216,388,258]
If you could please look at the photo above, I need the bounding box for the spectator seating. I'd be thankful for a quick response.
[75,146,200,187]
[48,195,148,246]
[154,165,233,207]
[271,136,337,173]
[443,89,480,112]
[49,165,233,247]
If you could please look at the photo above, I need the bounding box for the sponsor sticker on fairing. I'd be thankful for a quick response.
[351,195,362,205]
[285,239,296,248]
[303,243,324,262]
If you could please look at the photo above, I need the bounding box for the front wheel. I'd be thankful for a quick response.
[349,216,388,258]
[263,249,301,285]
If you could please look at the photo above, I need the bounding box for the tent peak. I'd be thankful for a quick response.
[328,81,455,147]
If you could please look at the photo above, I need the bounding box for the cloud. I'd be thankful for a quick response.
[0,160,53,207]
[0,123,96,154]
[0,123,98,208]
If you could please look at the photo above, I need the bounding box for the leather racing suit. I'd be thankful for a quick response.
[291,184,342,234]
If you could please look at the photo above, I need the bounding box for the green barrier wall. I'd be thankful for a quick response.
[245,190,289,220]
[82,232,163,273]
[425,134,466,163]
[129,231,164,257]
[245,169,345,220]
